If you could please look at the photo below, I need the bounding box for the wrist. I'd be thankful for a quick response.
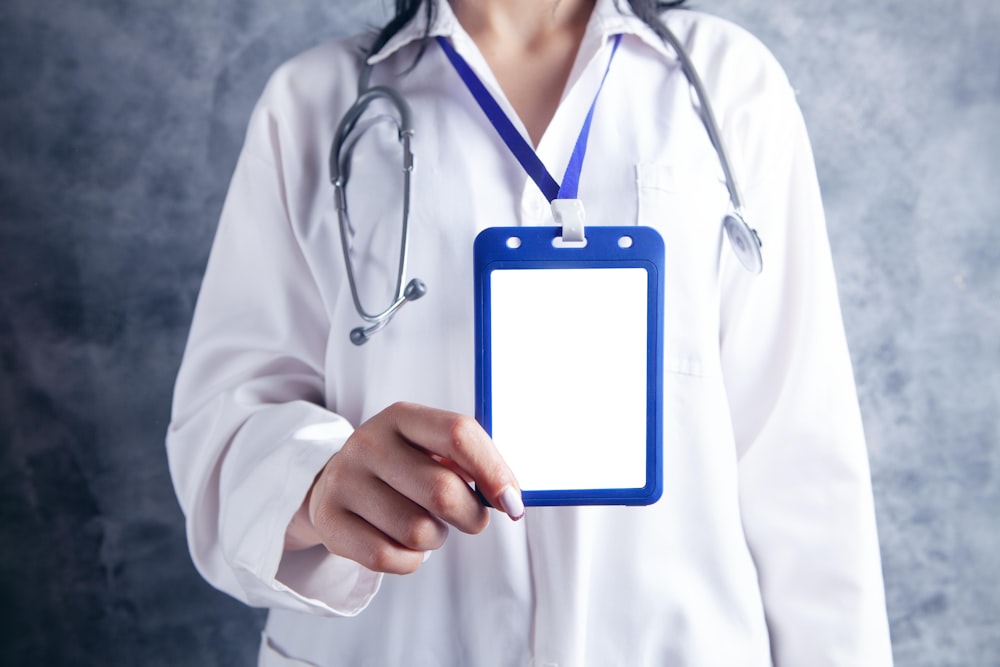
[284,485,322,552]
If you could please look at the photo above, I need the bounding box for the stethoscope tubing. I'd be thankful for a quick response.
[331,26,764,343]
[659,26,745,215]
[330,84,420,334]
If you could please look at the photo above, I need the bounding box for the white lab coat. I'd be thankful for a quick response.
[167,1,893,664]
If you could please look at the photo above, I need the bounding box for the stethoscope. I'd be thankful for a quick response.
[329,26,763,345]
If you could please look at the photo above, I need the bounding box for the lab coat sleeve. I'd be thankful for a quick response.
[713,34,894,666]
[166,88,381,617]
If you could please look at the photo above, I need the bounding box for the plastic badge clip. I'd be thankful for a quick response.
[551,199,586,243]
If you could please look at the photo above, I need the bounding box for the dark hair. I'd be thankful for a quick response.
[367,0,687,60]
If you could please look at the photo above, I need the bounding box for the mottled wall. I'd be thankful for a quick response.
[0,0,996,665]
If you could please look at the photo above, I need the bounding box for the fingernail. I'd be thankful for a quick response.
[499,486,525,521]
[422,550,433,563]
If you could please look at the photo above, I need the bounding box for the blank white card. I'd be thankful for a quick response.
[488,267,648,491]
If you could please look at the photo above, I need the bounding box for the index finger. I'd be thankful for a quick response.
[385,402,524,521]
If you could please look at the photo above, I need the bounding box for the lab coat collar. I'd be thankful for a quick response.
[365,0,459,65]
[595,0,676,59]
[366,0,677,65]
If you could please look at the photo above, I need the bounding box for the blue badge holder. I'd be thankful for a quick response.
[474,226,664,506]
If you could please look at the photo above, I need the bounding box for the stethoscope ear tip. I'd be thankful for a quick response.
[349,328,371,346]
[724,214,763,274]
[404,278,428,300]
[347,279,427,345]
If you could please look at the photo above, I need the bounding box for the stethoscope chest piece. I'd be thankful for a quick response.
[723,213,763,274]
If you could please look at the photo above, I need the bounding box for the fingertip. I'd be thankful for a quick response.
[498,485,525,521]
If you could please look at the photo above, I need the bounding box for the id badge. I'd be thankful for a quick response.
[473,225,665,506]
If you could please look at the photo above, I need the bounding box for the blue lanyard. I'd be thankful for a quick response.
[437,34,622,202]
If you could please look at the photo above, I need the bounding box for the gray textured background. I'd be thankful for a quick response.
[1,0,997,665]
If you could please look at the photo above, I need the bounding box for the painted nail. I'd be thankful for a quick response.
[499,486,525,521]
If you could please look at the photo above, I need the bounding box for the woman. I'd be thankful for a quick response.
[167,0,894,664]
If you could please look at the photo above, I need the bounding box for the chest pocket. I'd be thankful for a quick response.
[635,162,730,379]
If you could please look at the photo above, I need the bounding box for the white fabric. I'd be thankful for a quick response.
[166,1,893,664]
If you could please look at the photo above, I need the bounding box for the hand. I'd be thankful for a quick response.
[285,402,524,574]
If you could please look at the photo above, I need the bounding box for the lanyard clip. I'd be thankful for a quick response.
[552,198,586,244]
